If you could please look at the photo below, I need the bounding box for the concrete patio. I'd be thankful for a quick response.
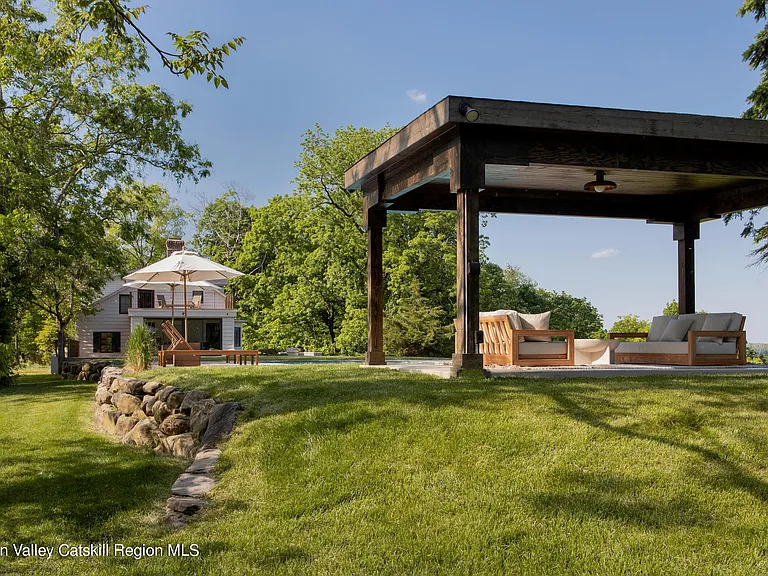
[365,361,768,379]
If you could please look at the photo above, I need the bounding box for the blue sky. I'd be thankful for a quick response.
[136,0,768,340]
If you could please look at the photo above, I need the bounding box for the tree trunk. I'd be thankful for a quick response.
[56,317,66,374]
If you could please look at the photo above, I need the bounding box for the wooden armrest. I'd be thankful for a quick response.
[688,330,746,339]
[608,332,648,340]
[512,329,574,338]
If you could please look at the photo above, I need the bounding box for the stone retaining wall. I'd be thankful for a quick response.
[91,366,240,526]
[61,359,113,381]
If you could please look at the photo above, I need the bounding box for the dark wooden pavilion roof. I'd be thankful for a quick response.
[345,96,768,222]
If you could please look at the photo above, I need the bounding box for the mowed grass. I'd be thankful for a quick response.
[3,365,768,574]
[0,369,187,575]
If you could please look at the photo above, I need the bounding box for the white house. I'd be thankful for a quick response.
[75,242,245,358]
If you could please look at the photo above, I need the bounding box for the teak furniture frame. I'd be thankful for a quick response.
[609,317,747,366]
[478,314,575,367]
[158,349,259,367]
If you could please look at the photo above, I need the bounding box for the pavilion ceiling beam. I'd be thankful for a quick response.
[693,181,768,218]
[388,184,689,221]
[367,130,458,203]
[479,127,768,179]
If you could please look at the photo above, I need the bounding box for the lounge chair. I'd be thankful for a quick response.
[468,310,575,367]
[190,294,202,309]
[156,295,170,308]
[159,321,199,367]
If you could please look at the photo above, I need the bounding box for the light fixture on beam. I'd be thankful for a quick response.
[459,102,479,122]
[584,170,617,193]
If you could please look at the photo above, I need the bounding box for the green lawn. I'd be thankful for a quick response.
[3,366,768,574]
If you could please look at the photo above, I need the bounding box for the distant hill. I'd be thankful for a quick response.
[749,343,768,355]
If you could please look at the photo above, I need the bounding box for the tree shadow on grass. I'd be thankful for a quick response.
[0,434,186,544]
[499,376,768,528]
[0,378,187,546]
[531,468,715,529]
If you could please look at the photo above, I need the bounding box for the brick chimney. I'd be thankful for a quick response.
[166,238,184,257]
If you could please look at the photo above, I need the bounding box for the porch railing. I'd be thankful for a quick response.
[127,290,235,310]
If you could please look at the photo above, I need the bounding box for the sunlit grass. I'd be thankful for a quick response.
[3,365,768,574]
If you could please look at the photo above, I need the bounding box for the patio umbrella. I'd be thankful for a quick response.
[124,250,244,339]
[123,279,222,326]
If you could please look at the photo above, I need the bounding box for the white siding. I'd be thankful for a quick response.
[77,289,132,358]
[234,320,244,350]
[222,317,235,350]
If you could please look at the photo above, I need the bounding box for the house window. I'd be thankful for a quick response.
[234,326,242,348]
[119,294,130,314]
[93,332,121,353]
[192,290,204,303]
[137,289,154,309]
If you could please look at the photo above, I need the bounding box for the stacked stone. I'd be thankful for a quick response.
[93,368,233,458]
[61,360,113,381]
[93,367,241,527]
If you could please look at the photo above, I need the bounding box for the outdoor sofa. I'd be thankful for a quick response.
[477,310,575,367]
[609,312,746,366]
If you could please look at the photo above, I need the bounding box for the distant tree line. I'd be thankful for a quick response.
[191,125,605,356]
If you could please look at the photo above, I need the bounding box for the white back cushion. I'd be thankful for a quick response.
[647,316,674,342]
[519,311,551,342]
[678,314,707,341]
[698,313,732,344]
[724,313,744,343]
[660,316,695,342]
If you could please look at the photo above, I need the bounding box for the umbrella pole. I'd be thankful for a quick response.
[183,274,188,341]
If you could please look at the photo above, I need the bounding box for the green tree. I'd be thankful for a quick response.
[107,182,187,269]
[192,187,252,267]
[46,0,245,87]
[385,282,453,357]
[609,314,651,341]
[723,1,768,262]
[546,291,604,338]
[662,300,679,316]
[0,3,217,372]
[480,263,516,311]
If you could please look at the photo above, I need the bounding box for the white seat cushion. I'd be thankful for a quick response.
[519,341,567,355]
[616,341,736,355]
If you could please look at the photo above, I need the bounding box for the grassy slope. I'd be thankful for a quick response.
[3,366,768,574]
[0,370,187,575]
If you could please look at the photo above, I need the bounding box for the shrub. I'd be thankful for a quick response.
[124,324,157,372]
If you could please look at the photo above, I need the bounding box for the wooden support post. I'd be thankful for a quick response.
[673,220,699,314]
[452,187,483,374]
[365,208,387,365]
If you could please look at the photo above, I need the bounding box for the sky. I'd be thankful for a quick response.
[134,0,768,340]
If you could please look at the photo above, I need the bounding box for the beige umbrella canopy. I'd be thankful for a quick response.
[124,250,244,338]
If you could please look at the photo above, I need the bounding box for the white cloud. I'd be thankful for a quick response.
[406,89,427,103]
[591,248,620,260]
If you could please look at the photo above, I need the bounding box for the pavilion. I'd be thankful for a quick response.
[343,96,768,374]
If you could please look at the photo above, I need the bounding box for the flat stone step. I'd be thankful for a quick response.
[171,473,217,498]
[167,496,208,514]
[186,449,222,474]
